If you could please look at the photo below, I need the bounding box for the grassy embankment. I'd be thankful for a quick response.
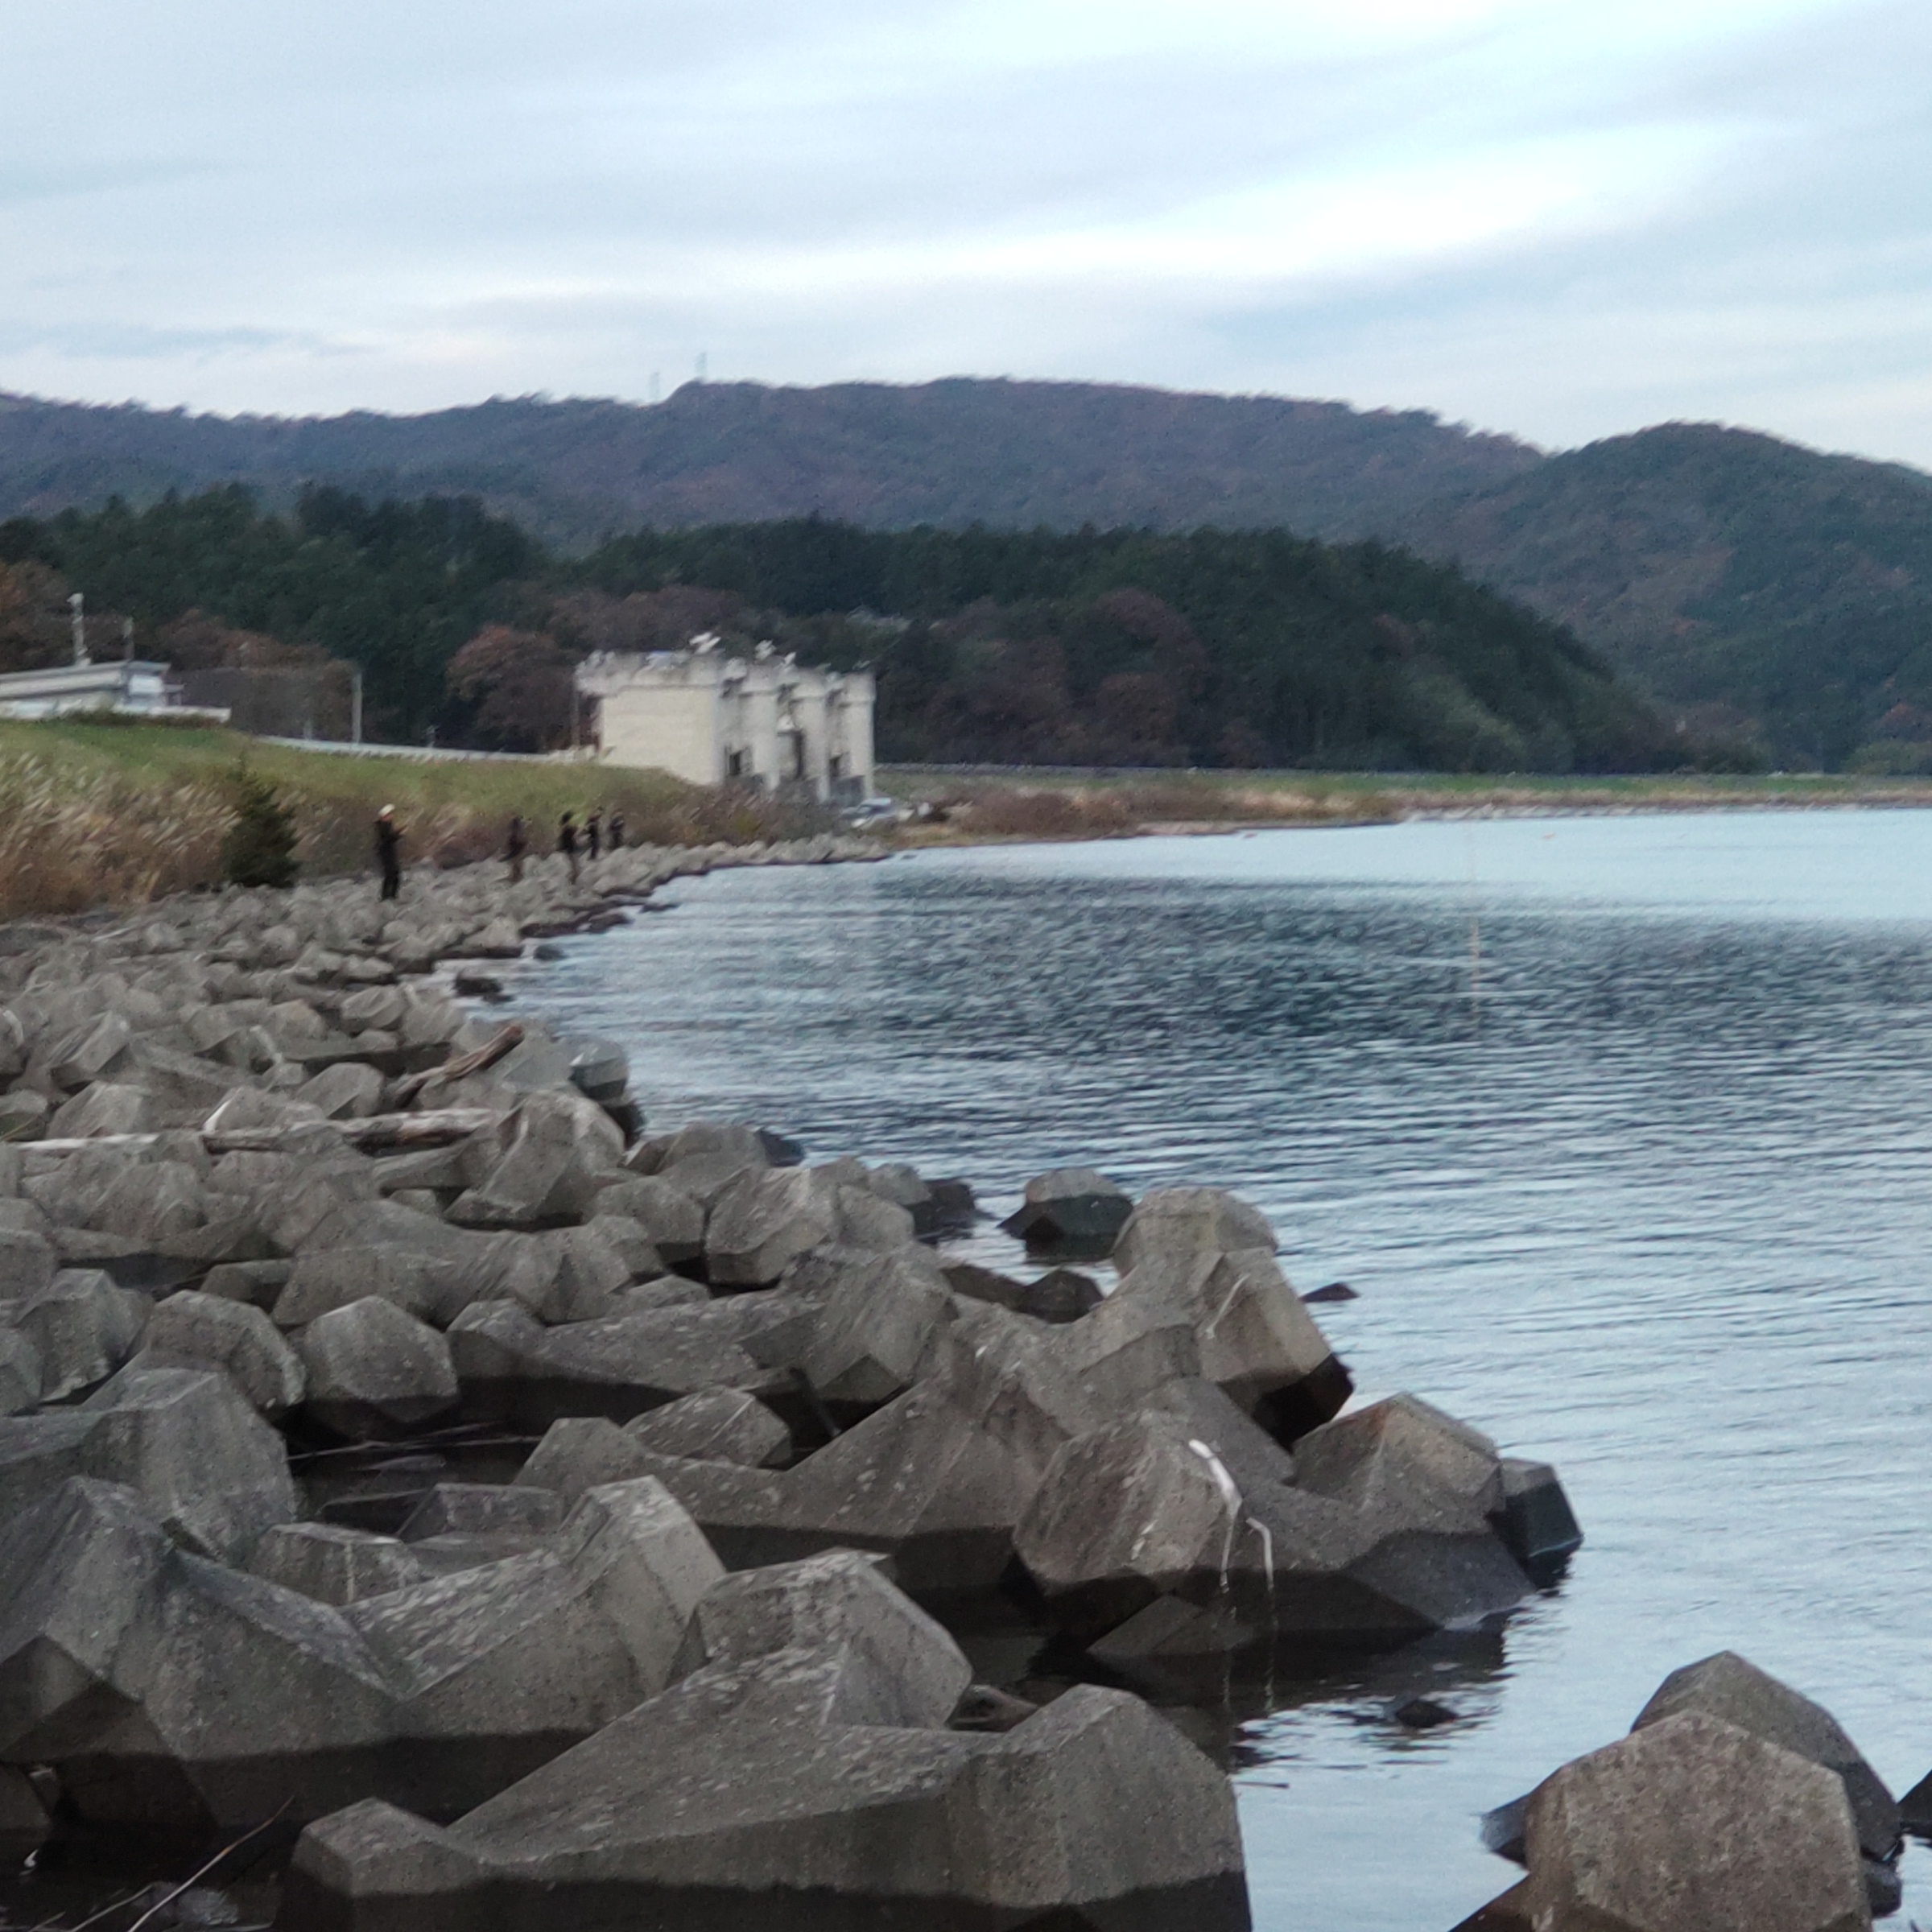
[878,766,1932,843]
[13,721,1932,922]
[0,719,828,919]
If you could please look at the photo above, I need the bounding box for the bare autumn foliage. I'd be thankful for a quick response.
[0,559,80,674]
[446,625,580,752]
[155,609,334,673]
[549,585,751,654]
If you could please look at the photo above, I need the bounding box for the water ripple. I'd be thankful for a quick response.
[507,814,1932,1932]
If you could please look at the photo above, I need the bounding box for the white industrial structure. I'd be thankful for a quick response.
[575,638,875,803]
[0,594,226,723]
[0,659,225,723]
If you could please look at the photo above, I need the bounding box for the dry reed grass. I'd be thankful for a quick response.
[0,722,840,920]
[0,756,232,919]
[938,777,1397,840]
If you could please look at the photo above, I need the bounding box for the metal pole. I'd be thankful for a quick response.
[351,666,363,745]
[68,594,87,667]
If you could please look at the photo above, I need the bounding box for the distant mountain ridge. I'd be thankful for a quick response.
[4,378,1932,763]
[1393,423,1932,765]
[0,379,1540,547]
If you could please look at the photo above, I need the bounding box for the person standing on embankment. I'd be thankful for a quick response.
[559,811,580,886]
[586,808,603,860]
[506,813,527,885]
[375,805,404,902]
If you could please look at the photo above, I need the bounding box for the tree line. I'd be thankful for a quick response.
[0,489,1733,772]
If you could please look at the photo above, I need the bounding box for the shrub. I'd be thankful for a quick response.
[221,768,299,889]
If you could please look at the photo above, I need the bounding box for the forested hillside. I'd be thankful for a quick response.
[1395,423,1932,768]
[0,492,1688,773]
[5,379,1932,764]
[0,382,1537,548]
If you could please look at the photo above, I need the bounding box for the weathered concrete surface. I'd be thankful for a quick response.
[135,1288,306,1417]
[285,1550,1247,1932]
[624,1387,793,1468]
[0,1365,296,1557]
[0,1268,148,1402]
[1113,1244,1352,1444]
[250,1521,431,1605]
[999,1166,1133,1257]
[1631,1651,1900,1863]
[1112,1187,1277,1275]
[445,1295,807,1430]
[1018,1389,1538,1650]
[0,1474,724,1829]
[299,1298,460,1439]
[801,1247,954,1422]
[446,1091,625,1231]
[1513,1713,1869,1932]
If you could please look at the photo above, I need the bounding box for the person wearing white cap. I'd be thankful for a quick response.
[375,804,404,901]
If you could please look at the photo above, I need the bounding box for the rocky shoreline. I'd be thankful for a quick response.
[0,832,1902,1932]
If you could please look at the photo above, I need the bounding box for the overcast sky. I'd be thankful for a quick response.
[4,0,1929,464]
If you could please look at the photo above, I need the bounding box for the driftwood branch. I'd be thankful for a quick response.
[119,1800,292,1932]
[390,1022,525,1108]
[23,1108,506,1159]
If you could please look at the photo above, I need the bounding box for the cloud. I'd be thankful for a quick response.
[0,0,1927,467]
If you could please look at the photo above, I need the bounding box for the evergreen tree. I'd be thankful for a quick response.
[221,768,299,889]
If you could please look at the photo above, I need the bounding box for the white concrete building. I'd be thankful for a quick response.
[0,660,226,723]
[576,641,876,803]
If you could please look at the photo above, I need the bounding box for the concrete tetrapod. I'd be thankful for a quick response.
[678,1550,975,1726]
[705,1167,913,1287]
[287,1553,1249,1932]
[445,1294,812,1430]
[624,1387,793,1468]
[250,1523,431,1605]
[1632,1651,1901,1864]
[998,1166,1133,1257]
[445,1090,626,1231]
[1016,1389,1547,1657]
[299,1298,460,1439]
[135,1288,306,1417]
[1111,1187,1278,1275]
[800,1246,955,1422]
[0,1475,724,1829]
[1111,1244,1352,1444]
[1509,1713,1870,1932]
[0,1328,41,1415]
[597,1296,1108,1595]
[0,1364,296,1558]
[0,1269,147,1402]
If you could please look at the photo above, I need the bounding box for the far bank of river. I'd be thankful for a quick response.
[877,764,1932,847]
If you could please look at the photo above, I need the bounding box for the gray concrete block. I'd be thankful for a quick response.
[300,1297,460,1438]
[625,1388,792,1468]
[250,1522,431,1605]
[1517,1713,1868,1932]
[139,1289,306,1416]
[1632,1652,1898,1863]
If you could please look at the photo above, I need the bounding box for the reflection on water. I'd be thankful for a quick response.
[509,812,1932,1931]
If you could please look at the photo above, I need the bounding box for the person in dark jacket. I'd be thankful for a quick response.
[558,811,580,886]
[586,808,603,861]
[505,813,527,886]
[375,805,403,901]
[607,812,625,852]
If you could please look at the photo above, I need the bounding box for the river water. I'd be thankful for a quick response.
[508,811,1932,1931]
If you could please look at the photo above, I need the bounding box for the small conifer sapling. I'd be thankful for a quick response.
[221,768,299,889]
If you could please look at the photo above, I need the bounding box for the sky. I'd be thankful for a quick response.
[3,0,1930,464]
